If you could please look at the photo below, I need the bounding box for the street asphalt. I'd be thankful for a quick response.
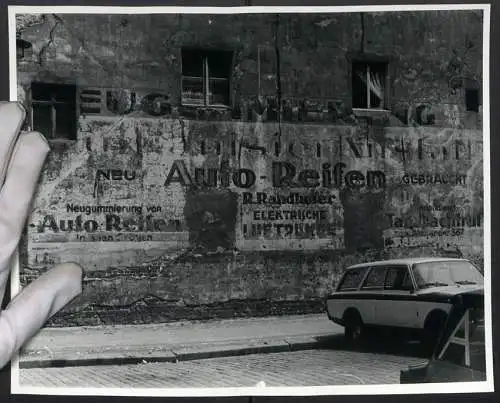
[17,313,433,389]
[19,349,426,388]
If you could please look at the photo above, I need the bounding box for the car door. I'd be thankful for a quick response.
[358,266,386,325]
[327,266,369,321]
[375,265,416,328]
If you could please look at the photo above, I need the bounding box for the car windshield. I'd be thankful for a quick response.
[437,307,485,374]
[412,261,484,289]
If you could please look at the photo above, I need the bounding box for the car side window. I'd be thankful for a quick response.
[338,267,368,291]
[361,266,386,290]
[385,266,413,291]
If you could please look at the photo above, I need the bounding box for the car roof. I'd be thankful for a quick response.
[346,257,469,269]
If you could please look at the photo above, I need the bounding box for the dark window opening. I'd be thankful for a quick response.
[31,82,77,140]
[181,49,232,107]
[352,61,388,109]
[465,88,480,112]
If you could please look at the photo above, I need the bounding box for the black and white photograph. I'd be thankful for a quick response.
[7,4,493,396]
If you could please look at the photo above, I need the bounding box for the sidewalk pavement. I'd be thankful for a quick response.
[19,314,343,369]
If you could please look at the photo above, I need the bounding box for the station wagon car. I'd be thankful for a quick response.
[400,289,486,383]
[326,258,484,353]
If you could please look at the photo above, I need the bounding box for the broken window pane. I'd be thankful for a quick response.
[182,77,205,105]
[352,62,367,109]
[209,78,229,106]
[181,50,204,77]
[207,50,232,78]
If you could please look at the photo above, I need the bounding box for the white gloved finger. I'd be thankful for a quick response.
[0,131,50,304]
[0,102,26,187]
[0,102,28,305]
[0,262,83,369]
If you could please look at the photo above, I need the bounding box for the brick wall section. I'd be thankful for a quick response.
[20,246,472,327]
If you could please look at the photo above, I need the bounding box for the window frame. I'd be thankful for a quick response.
[349,54,391,112]
[180,48,232,108]
[30,82,78,141]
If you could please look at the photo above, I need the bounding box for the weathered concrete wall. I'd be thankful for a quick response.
[20,116,483,325]
[26,118,483,257]
[15,11,484,325]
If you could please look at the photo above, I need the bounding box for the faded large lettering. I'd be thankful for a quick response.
[164,160,386,190]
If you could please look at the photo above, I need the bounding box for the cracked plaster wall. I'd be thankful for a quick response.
[18,11,483,126]
[16,11,484,325]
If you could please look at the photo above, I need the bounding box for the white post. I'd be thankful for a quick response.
[204,57,210,105]
[464,310,471,366]
[366,64,371,108]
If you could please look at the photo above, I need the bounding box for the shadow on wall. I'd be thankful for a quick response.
[184,188,239,253]
[340,187,388,253]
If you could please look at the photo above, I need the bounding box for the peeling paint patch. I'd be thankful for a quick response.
[315,18,336,29]
[185,189,238,252]
[37,17,61,66]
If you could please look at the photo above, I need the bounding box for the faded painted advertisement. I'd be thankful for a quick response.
[26,116,483,271]
[382,126,483,259]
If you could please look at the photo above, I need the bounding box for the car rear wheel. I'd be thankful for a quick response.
[344,311,364,346]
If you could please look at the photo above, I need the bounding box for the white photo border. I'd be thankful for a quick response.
[8,3,494,397]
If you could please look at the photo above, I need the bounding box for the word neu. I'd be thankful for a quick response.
[95,169,137,181]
